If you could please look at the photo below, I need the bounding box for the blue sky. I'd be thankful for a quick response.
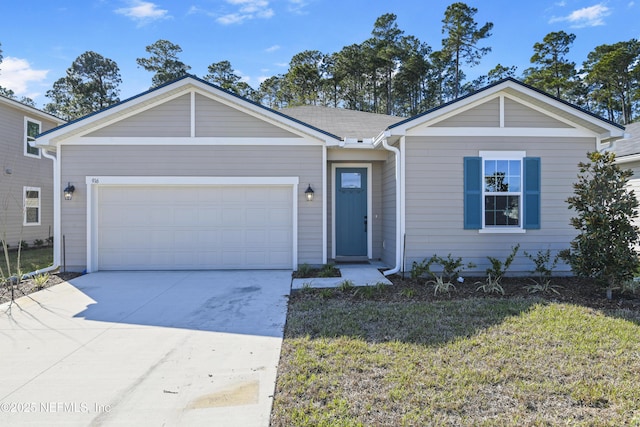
[0,0,638,108]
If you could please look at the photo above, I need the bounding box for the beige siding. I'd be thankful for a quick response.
[195,94,297,138]
[504,98,572,128]
[0,102,58,247]
[60,144,323,271]
[403,135,594,275]
[432,98,499,127]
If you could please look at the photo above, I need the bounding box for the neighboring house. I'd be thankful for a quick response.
[609,121,640,235]
[0,95,65,249]
[36,76,625,275]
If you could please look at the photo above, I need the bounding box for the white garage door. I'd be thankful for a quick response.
[96,185,294,270]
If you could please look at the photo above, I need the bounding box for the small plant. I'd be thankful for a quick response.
[431,275,456,295]
[31,273,50,290]
[337,279,355,292]
[476,274,505,295]
[33,239,44,248]
[319,288,334,299]
[300,282,313,292]
[318,263,339,278]
[45,236,54,246]
[410,256,436,281]
[297,263,313,277]
[19,240,29,250]
[486,244,520,281]
[622,278,640,294]
[400,288,416,298]
[524,249,561,295]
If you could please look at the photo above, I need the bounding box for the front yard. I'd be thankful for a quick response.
[271,279,640,426]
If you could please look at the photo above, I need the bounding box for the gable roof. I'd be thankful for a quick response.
[0,94,65,125]
[280,105,405,140]
[384,78,625,141]
[37,74,342,146]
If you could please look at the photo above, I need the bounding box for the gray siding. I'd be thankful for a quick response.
[60,144,323,271]
[432,98,499,127]
[195,94,297,138]
[87,95,191,137]
[403,136,594,275]
[86,94,300,138]
[626,163,640,249]
[381,150,397,268]
[504,98,572,128]
[0,101,59,248]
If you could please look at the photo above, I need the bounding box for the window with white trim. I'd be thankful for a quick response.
[464,152,540,231]
[482,152,524,227]
[24,187,41,226]
[24,118,41,158]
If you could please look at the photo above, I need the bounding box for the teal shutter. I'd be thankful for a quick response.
[523,157,541,229]
[464,157,482,229]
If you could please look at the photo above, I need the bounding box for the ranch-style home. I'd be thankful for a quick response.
[35,75,625,275]
[0,95,65,249]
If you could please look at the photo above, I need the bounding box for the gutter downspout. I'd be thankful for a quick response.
[378,131,402,276]
[34,148,60,275]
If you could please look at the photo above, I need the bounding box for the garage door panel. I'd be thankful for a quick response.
[97,185,293,270]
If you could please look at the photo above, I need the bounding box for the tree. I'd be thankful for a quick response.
[562,151,640,299]
[257,75,287,108]
[203,60,255,98]
[284,50,325,106]
[440,2,493,99]
[136,39,190,88]
[582,39,640,124]
[523,31,579,101]
[44,51,121,120]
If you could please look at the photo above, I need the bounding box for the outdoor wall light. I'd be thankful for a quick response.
[305,184,314,202]
[63,183,75,200]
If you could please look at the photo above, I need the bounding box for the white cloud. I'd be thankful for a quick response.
[549,4,611,28]
[265,45,280,53]
[115,1,169,26]
[288,0,310,14]
[216,0,274,25]
[0,57,49,99]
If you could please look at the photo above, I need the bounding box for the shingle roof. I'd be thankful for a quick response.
[612,122,640,157]
[279,105,405,140]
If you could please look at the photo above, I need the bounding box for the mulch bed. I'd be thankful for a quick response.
[1,272,83,305]
[291,271,640,313]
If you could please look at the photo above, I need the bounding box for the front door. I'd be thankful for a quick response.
[335,167,368,257]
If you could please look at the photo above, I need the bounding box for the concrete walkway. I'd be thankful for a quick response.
[291,262,392,290]
[0,271,291,427]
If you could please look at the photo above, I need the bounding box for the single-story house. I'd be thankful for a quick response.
[36,75,625,275]
[0,95,65,249]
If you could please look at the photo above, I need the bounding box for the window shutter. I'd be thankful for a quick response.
[523,157,541,229]
[464,157,482,229]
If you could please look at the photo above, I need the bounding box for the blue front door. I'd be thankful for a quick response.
[335,167,368,257]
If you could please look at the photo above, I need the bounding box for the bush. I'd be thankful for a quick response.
[562,151,640,299]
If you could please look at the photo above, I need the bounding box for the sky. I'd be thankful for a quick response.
[0,0,638,108]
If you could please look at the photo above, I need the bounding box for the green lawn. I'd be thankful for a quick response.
[1,247,53,275]
[271,293,640,426]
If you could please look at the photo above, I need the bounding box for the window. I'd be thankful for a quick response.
[464,153,540,231]
[24,118,41,157]
[24,187,41,226]
[483,157,522,227]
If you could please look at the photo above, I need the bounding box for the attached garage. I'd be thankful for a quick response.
[87,177,298,271]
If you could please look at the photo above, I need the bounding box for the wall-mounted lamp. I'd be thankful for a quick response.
[305,184,314,202]
[63,183,75,200]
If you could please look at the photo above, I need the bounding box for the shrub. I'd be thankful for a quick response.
[562,151,640,299]
[524,249,561,295]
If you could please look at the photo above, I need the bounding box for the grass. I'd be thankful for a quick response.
[1,247,53,275]
[271,293,640,426]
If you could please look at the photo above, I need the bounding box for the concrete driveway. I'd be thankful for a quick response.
[0,271,292,426]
